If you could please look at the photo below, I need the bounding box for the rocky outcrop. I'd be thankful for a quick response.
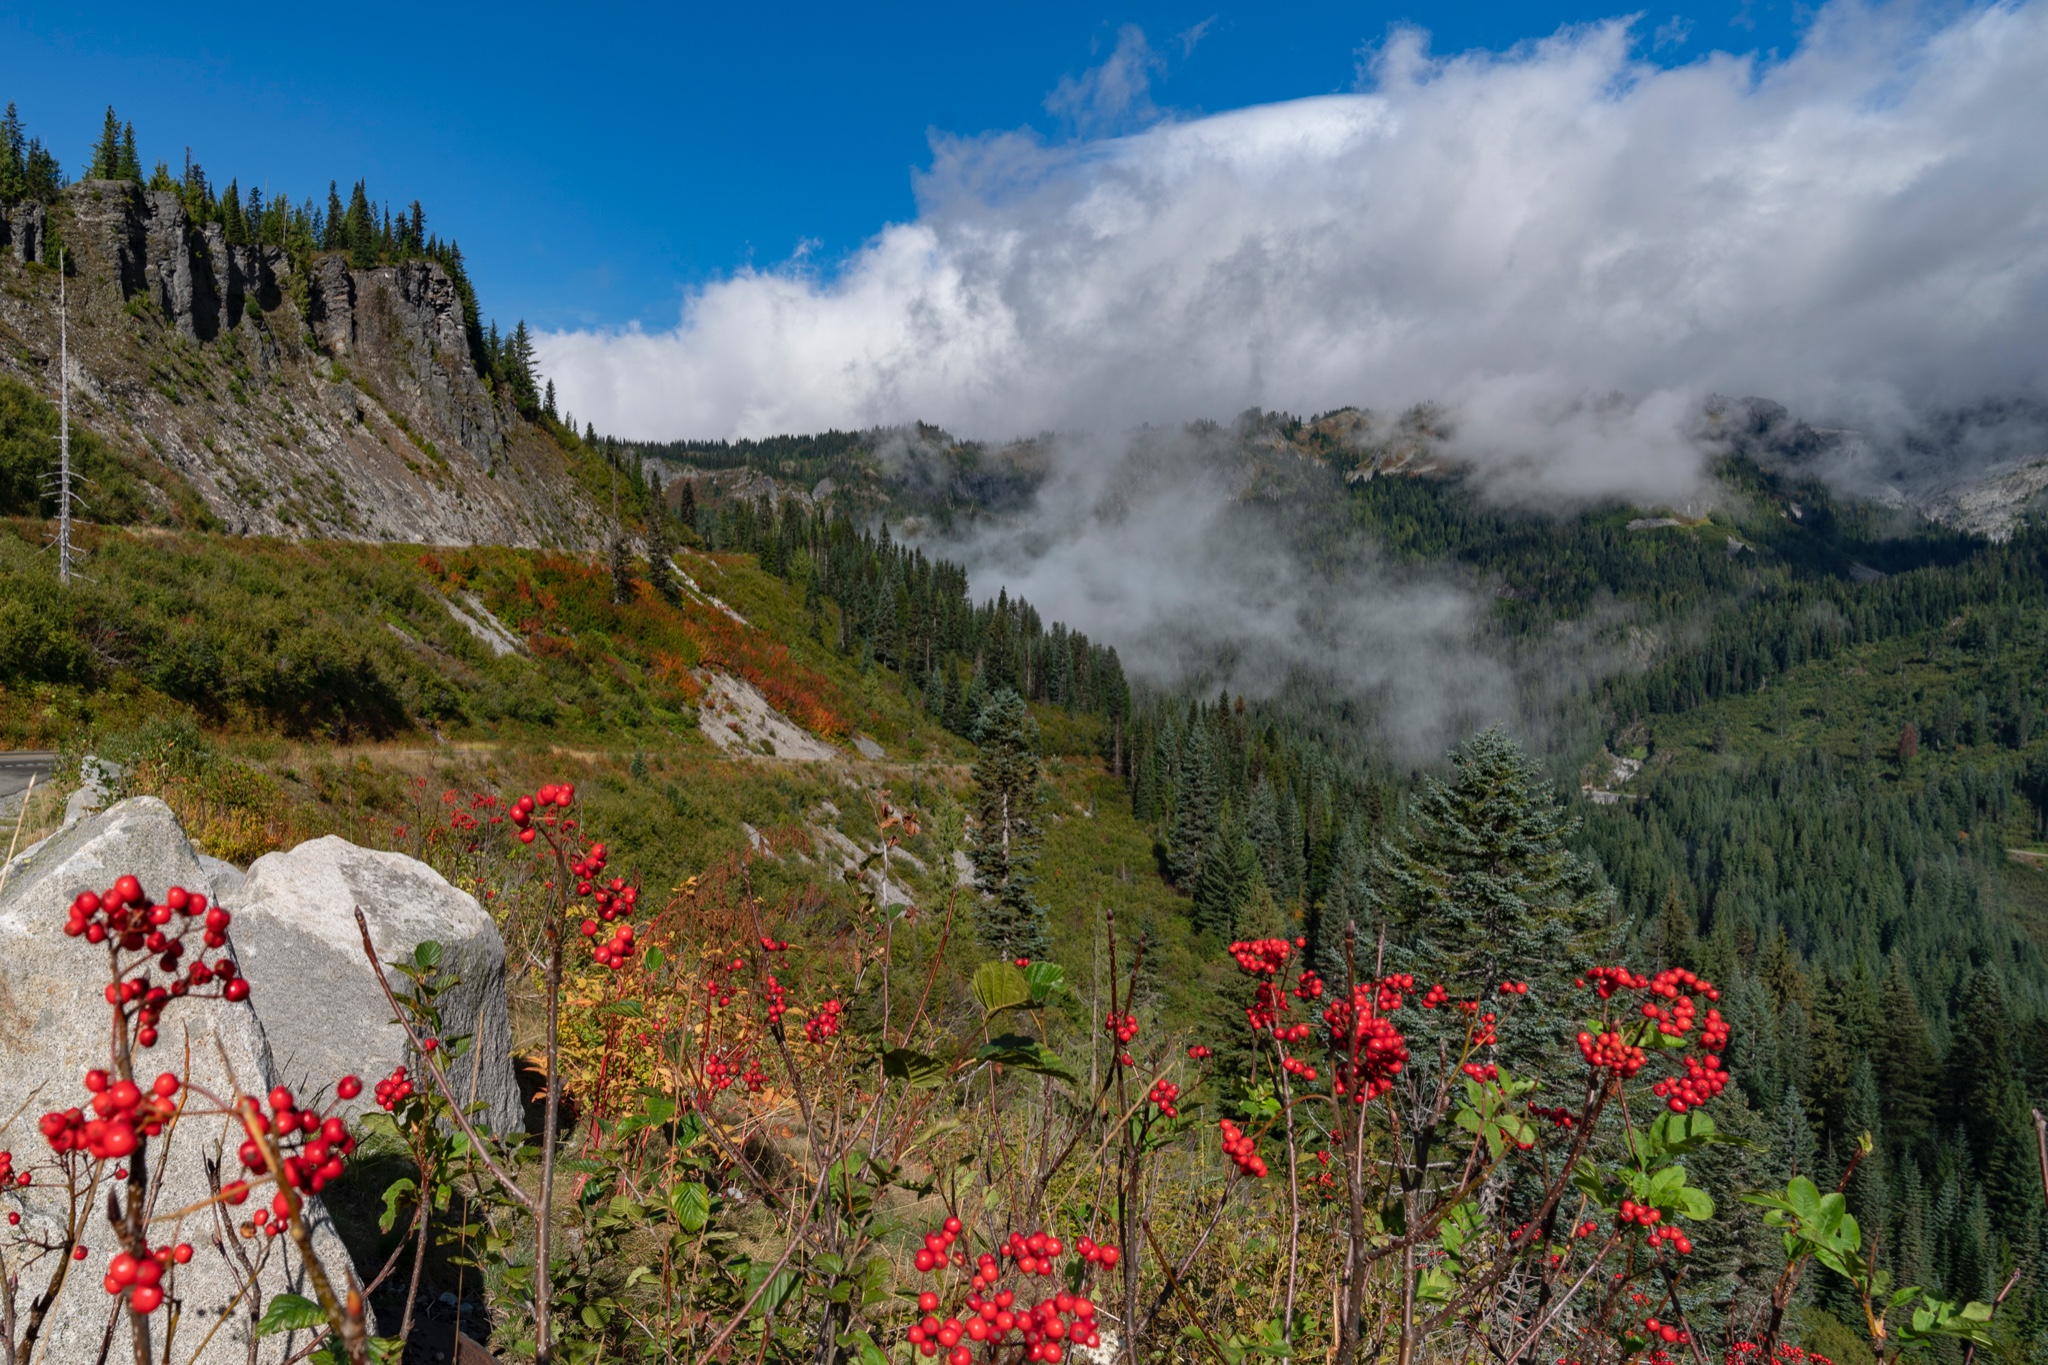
[0,799,361,1363]
[224,837,523,1134]
[0,181,605,547]
[0,200,48,264]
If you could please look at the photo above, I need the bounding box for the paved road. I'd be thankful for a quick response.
[0,752,56,803]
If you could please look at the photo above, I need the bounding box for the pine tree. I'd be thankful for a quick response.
[1166,720,1219,887]
[116,122,140,181]
[89,106,121,180]
[544,379,558,419]
[323,182,345,250]
[675,477,697,531]
[1312,816,1374,986]
[23,137,60,203]
[345,181,377,267]
[1373,727,1615,997]
[646,511,681,606]
[0,104,24,205]
[969,689,1048,960]
[219,181,247,245]
[1193,818,1261,940]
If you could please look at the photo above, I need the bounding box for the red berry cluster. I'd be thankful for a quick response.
[1323,979,1410,1104]
[1615,1198,1666,1230]
[1280,1053,1319,1082]
[508,783,575,844]
[1102,1010,1138,1044]
[803,999,844,1044]
[1529,1103,1577,1129]
[1420,983,1450,1009]
[1498,980,1530,996]
[0,1151,13,1188]
[1227,937,1295,976]
[67,878,247,1046]
[1460,1062,1500,1084]
[1643,1317,1690,1346]
[1577,1029,1647,1077]
[41,1070,180,1161]
[1148,1078,1180,1117]
[1186,1044,1212,1060]
[896,1227,1112,1363]
[235,1084,358,1200]
[764,974,789,1027]
[1294,970,1325,1001]
[372,1066,414,1111]
[1582,966,1649,999]
[1728,1344,1834,1365]
[570,841,640,971]
[1647,1222,1694,1254]
[1219,1118,1267,1178]
[100,1241,193,1315]
[913,1217,964,1273]
[1652,1054,1730,1113]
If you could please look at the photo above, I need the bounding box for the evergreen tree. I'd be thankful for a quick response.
[675,478,697,530]
[322,182,345,249]
[1312,816,1374,986]
[116,122,140,181]
[1373,727,1615,997]
[543,379,558,419]
[969,689,1048,960]
[22,137,60,202]
[1193,818,1262,940]
[89,106,121,180]
[219,181,247,245]
[646,512,681,607]
[345,180,377,267]
[0,104,24,204]
[1166,720,1219,887]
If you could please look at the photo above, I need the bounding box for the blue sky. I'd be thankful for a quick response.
[0,0,1808,336]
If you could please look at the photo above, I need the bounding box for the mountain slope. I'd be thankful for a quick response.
[0,181,605,545]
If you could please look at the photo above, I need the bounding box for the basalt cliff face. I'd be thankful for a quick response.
[0,181,602,546]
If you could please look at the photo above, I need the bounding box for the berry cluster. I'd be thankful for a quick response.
[1420,983,1450,1009]
[570,842,640,970]
[703,1052,767,1093]
[1728,1344,1834,1365]
[1647,1223,1695,1255]
[998,1228,1066,1275]
[1074,1236,1119,1267]
[1323,980,1410,1104]
[1219,1118,1267,1178]
[372,1066,414,1111]
[803,999,845,1044]
[1294,970,1325,1001]
[41,1071,175,1161]
[913,1216,964,1273]
[1280,1053,1319,1082]
[1460,1061,1500,1084]
[1498,980,1531,996]
[898,1226,1113,1363]
[1529,1103,1577,1129]
[1576,1029,1647,1077]
[1102,1011,1139,1045]
[1148,1078,1180,1117]
[1582,966,1649,1000]
[1652,1054,1730,1113]
[764,974,789,1027]
[1615,1198,1666,1230]
[66,878,247,1047]
[1227,938,1295,976]
[99,1241,193,1315]
[1643,1317,1691,1346]
[234,1083,359,1200]
[1186,1044,1212,1060]
[508,783,575,844]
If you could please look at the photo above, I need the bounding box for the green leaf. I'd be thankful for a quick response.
[602,999,646,1018]
[1677,1186,1715,1220]
[671,1181,710,1232]
[643,946,667,973]
[412,941,443,971]
[835,1330,890,1365]
[257,1293,328,1336]
[971,962,1033,1015]
[882,1047,949,1090]
[976,1035,1077,1082]
[1023,961,1067,1004]
[378,1177,418,1235]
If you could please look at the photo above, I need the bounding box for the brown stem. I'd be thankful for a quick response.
[537,917,562,1364]
[397,1179,432,1347]
[350,909,535,1212]
[240,1100,367,1365]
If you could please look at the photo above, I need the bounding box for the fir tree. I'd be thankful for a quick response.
[1166,720,1219,887]
[544,379,558,419]
[89,106,121,180]
[323,182,345,250]
[969,689,1048,960]
[345,181,377,268]
[1373,727,1615,997]
[1193,819,1262,940]
[1312,816,1374,987]
[675,478,697,530]
[116,122,140,181]
[0,104,24,204]
[22,137,60,203]
[646,511,681,607]
[219,181,247,245]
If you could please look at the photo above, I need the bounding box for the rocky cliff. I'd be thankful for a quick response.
[0,182,604,546]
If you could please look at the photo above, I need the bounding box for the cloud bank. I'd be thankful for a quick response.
[542,0,2048,505]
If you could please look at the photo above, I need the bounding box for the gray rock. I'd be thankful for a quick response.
[196,853,246,901]
[225,837,522,1134]
[62,754,125,828]
[0,799,361,1363]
